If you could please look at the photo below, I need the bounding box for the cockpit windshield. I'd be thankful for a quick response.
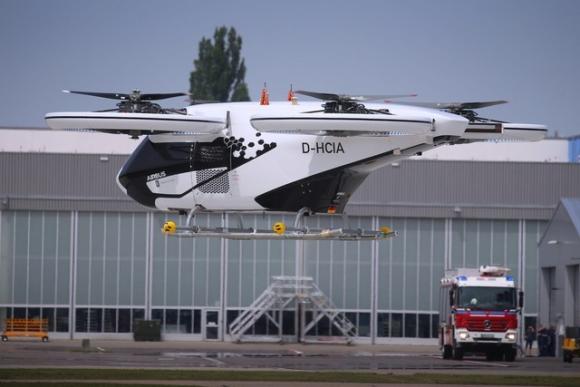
[457,286,516,311]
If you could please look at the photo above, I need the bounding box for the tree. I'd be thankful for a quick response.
[189,26,250,102]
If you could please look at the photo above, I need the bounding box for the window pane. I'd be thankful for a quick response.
[227,310,239,334]
[418,220,433,311]
[104,309,117,333]
[89,308,102,333]
[282,311,295,335]
[358,313,370,337]
[118,309,131,333]
[165,309,178,333]
[254,315,268,335]
[377,313,390,337]
[344,312,357,337]
[13,213,28,304]
[28,213,43,304]
[390,219,405,310]
[41,308,55,332]
[27,308,41,319]
[89,215,105,305]
[56,213,71,305]
[132,309,144,330]
[0,213,15,304]
[151,309,164,326]
[391,313,402,337]
[405,219,418,311]
[104,215,119,305]
[75,308,88,332]
[0,308,8,331]
[418,314,430,338]
[404,313,417,338]
[193,309,201,334]
[132,214,147,305]
[179,310,192,334]
[431,314,439,339]
[267,311,279,335]
[56,308,69,332]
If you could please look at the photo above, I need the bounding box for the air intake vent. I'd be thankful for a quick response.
[196,168,229,194]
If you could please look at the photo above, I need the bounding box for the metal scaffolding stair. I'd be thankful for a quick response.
[229,276,357,343]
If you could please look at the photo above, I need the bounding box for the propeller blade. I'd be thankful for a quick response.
[452,100,508,110]
[390,100,507,110]
[296,90,417,102]
[295,90,341,101]
[63,90,187,101]
[63,90,130,100]
[140,92,188,101]
[350,93,417,102]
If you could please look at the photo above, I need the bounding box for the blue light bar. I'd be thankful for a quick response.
[457,275,467,281]
[506,275,514,281]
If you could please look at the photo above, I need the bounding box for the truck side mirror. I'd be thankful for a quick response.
[449,289,454,307]
[518,290,524,308]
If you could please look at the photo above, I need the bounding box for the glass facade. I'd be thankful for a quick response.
[0,210,545,342]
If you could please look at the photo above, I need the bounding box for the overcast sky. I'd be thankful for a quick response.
[1,0,579,136]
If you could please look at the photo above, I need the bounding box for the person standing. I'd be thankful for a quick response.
[548,326,556,357]
[556,314,565,360]
[537,325,547,356]
[525,326,537,356]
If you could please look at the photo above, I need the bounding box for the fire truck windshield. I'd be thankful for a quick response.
[457,287,516,311]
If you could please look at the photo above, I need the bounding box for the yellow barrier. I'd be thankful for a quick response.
[2,318,49,342]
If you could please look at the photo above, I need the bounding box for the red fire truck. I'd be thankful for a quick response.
[439,266,523,361]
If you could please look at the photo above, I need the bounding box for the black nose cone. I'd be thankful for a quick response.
[116,139,161,208]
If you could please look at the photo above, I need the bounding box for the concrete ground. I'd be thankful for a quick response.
[1,339,578,386]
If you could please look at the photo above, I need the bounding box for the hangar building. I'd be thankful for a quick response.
[1,129,580,343]
[538,198,580,329]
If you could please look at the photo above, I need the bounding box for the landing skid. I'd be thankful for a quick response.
[162,208,397,241]
[166,226,395,240]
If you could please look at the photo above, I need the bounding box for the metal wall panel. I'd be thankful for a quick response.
[0,153,146,212]
[2,152,580,219]
[348,160,580,219]
[0,153,127,197]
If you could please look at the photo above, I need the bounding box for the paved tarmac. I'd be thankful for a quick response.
[1,338,579,376]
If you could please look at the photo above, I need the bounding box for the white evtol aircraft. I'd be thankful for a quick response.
[45,89,547,240]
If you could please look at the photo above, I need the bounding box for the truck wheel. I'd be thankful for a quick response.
[453,346,464,360]
[504,348,516,362]
[1,336,7,342]
[442,345,452,359]
[486,350,500,361]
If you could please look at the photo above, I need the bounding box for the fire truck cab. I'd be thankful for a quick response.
[439,265,523,361]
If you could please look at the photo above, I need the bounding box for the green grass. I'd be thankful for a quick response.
[0,384,187,387]
[0,368,579,386]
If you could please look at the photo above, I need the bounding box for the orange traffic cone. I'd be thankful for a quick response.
[259,82,269,105]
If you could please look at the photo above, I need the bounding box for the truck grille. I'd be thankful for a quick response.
[466,319,507,332]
